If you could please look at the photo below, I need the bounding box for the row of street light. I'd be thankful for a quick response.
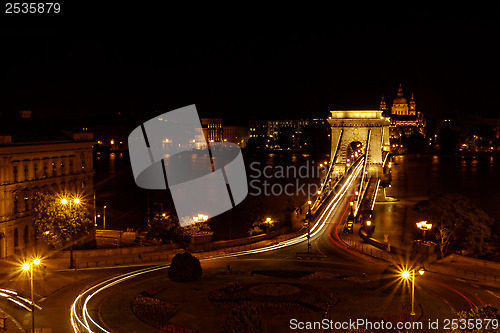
[401,267,426,333]
[21,258,42,333]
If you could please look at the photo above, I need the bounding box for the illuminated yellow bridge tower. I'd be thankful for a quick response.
[328,110,390,177]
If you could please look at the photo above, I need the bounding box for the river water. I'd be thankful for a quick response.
[93,151,324,240]
[94,152,500,244]
[372,154,500,248]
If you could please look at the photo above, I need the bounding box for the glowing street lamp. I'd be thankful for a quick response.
[22,258,42,333]
[193,214,209,223]
[59,195,83,268]
[416,221,432,240]
[401,267,426,332]
[103,205,107,230]
[306,200,313,252]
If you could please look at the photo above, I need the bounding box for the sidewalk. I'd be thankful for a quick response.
[427,255,500,286]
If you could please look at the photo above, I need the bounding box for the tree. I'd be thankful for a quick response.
[414,193,494,257]
[438,127,460,154]
[248,217,278,236]
[147,214,212,244]
[33,192,93,267]
[146,213,182,244]
[168,252,202,282]
[450,305,499,333]
[246,136,268,151]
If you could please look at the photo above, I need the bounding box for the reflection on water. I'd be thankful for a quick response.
[373,154,500,247]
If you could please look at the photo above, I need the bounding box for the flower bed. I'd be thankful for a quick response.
[131,293,195,333]
[209,282,337,316]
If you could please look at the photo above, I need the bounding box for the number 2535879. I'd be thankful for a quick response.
[5,3,61,14]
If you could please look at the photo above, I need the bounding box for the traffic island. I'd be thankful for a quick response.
[95,264,437,333]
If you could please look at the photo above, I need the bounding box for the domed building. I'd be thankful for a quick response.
[381,84,426,150]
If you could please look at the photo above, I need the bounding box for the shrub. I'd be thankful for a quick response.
[168,252,203,282]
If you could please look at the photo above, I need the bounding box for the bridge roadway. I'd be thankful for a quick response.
[3,158,498,332]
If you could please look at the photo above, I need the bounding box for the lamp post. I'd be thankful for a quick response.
[416,221,432,241]
[401,267,425,333]
[103,205,107,230]
[22,258,41,333]
[61,196,82,269]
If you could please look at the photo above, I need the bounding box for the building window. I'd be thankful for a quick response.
[13,194,18,213]
[24,165,28,180]
[61,161,65,175]
[23,226,29,245]
[43,163,48,178]
[52,162,56,176]
[13,166,18,182]
[81,153,86,171]
[33,164,38,179]
[14,228,19,250]
[69,159,73,173]
[24,193,29,211]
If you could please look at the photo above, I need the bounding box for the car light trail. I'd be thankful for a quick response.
[0,287,42,311]
[71,160,365,332]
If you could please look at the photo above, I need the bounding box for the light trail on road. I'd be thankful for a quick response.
[70,160,365,332]
[0,287,42,312]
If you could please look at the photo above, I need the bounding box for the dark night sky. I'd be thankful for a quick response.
[1,6,500,123]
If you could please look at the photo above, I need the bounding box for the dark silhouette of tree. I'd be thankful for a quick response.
[474,123,495,148]
[438,126,460,154]
[414,193,494,257]
[246,136,268,151]
[168,252,202,282]
[451,305,499,332]
[146,213,182,244]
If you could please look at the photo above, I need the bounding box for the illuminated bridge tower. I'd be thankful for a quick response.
[328,110,390,177]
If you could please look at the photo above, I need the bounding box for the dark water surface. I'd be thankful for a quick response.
[95,152,500,244]
[373,154,500,247]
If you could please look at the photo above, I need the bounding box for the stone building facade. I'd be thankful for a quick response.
[0,131,94,258]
